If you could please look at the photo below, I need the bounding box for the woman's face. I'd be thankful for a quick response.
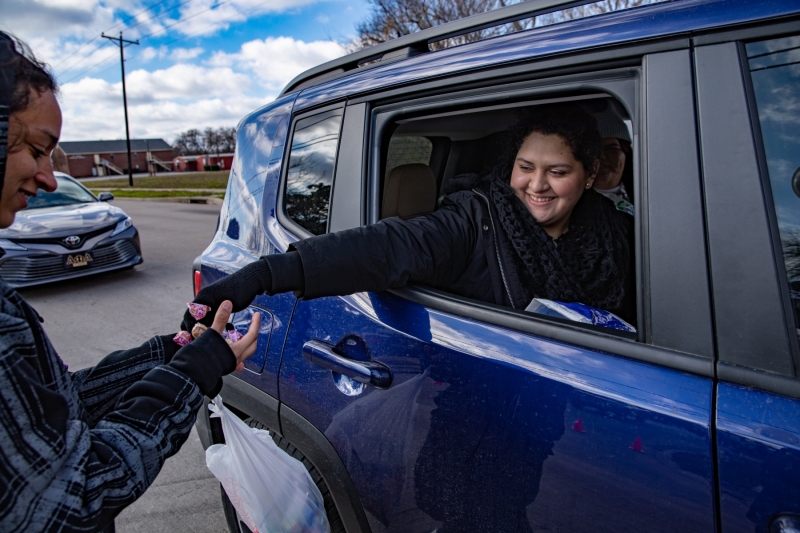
[594,137,626,190]
[510,132,595,239]
[2,89,61,229]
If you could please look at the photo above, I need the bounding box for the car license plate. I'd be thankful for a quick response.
[65,252,93,269]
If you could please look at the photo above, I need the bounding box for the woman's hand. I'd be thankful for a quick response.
[208,300,260,372]
[180,259,272,332]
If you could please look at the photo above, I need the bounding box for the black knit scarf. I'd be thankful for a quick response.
[489,176,631,313]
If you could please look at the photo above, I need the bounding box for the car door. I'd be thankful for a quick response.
[694,33,800,533]
[277,49,718,533]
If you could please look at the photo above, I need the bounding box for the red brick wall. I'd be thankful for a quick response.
[66,154,95,178]
[66,149,176,178]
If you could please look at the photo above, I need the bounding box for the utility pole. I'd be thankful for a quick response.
[102,32,138,187]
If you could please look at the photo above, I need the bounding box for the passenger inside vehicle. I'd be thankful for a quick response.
[589,99,635,216]
[183,103,637,336]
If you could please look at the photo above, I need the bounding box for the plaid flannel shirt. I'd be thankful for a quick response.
[0,279,203,532]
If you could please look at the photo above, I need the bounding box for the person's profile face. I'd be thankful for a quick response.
[509,132,595,239]
[2,88,61,229]
[594,137,626,190]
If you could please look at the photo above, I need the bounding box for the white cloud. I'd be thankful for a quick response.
[3,0,356,143]
[58,63,265,141]
[138,46,168,63]
[317,14,331,24]
[209,37,346,92]
[172,0,323,36]
[170,47,204,61]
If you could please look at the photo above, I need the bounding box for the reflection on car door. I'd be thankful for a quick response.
[279,290,715,532]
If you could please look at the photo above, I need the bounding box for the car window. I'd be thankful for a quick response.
[746,35,800,341]
[379,97,638,335]
[25,177,96,209]
[385,136,432,178]
[284,110,343,235]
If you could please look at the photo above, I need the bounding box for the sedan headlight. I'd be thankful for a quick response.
[0,238,27,251]
[111,217,133,237]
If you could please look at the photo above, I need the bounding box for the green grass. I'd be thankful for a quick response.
[86,171,229,189]
[91,189,225,199]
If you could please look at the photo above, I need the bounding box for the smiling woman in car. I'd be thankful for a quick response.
[184,103,636,333]
[0,33,261,533]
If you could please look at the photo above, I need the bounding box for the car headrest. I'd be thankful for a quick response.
[381,163,437,219]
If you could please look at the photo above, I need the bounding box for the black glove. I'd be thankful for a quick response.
[181,258,272,332]
[168,328,236,397]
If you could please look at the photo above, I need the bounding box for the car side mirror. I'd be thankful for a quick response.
[98,192,114,202]
[792,167,800,198]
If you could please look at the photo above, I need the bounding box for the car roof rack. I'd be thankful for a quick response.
[280,0,600,96]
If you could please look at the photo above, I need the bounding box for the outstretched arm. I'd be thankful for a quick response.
[182,200,478,331]
[0,298,258,532]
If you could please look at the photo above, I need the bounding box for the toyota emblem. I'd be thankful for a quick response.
[64,235,81,246]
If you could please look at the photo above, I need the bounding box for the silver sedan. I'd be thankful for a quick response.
[0,172,142,287]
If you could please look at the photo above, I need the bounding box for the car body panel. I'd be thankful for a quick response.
[4,201,127,237]
[717,383,800,533]
[294,0,800,112]
[199,94,296,398]
[279,291,715,532]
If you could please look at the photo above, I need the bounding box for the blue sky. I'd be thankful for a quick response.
[2,0,371,143]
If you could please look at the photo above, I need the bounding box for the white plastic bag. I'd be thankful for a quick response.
[205,396,330,533]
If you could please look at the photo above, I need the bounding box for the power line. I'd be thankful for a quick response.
[136,0,280,51]
[103,0,178,34]
[59,44,120,84]
[53,36,101,69]
[136,0,238,41]
[55,0,189,74]
[60,0,282,85]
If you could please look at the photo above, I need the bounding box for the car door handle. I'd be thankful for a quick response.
[302,339,393,389]
[772,515,800,533]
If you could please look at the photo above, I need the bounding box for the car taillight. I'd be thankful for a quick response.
[193,270,201,296]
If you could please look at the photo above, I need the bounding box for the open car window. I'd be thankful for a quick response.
[25,177,97,209]
[379,95,638,336]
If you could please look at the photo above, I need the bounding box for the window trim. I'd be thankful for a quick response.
[367,68,652,341]
[694,41,796,377]
[393,285,714,378]
[277,105,345,239]
[740,38,800,375]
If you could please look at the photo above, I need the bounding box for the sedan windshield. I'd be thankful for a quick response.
[25,177,97,209]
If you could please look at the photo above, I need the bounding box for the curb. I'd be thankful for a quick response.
[113,196,224,205]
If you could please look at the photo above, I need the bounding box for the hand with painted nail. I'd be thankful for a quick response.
[208,300,260,372]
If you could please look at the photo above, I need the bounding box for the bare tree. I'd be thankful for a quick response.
[173,128,203,156]
[219,127,237,153]
[173,127,236,156]
[354,0,650,51]
[355,0,530,50]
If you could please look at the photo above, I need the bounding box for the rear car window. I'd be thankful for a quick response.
[284,110,343,235]
[746,34,800,340]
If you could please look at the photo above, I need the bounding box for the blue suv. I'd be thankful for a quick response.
[194,1,800,531]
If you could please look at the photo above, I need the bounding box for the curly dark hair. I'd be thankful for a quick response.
[503,103,601,176]
[0,32,58,113]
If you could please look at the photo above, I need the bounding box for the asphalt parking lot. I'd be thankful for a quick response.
[20,199,229,533]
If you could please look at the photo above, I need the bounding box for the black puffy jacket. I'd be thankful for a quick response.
[286,182,631,314]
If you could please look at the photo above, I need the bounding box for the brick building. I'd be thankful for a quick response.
[173,153,234,172]
[58,139,173,178]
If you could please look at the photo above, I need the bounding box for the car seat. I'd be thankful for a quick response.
[381,163,437,219]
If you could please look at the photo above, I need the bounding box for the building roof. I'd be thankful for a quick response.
[59,138,172,155]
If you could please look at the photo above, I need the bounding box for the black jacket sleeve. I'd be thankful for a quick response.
[283,199,479,299]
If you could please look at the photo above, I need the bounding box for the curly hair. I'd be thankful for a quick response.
[0,33,58,113]
[503,103,601,176]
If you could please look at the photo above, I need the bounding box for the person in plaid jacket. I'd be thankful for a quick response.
[0,33,260,532]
